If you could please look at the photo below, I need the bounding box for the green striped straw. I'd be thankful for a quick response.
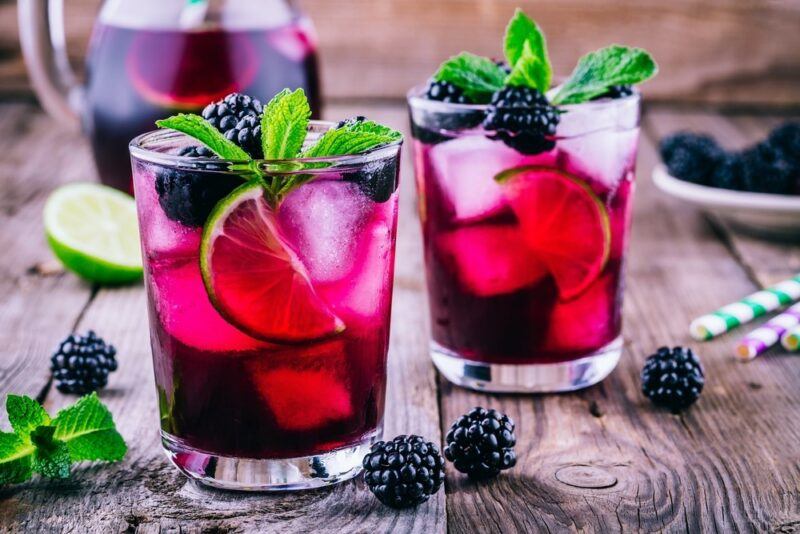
[689,274,800,341]
[781,324,800,351]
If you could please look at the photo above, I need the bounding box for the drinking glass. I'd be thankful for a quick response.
[129,123,401,490]
[408,88,640,392]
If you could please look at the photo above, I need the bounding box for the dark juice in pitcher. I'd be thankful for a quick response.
[85,20,320,192]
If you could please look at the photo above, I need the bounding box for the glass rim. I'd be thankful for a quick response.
[406,84,641,112]
[129,120,403,174]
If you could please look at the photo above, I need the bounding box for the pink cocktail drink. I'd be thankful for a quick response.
[130,125,400,490]
[409,91,640,392]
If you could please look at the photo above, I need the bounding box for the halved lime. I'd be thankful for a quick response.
[44,183,143,285]
[200,181,345,343]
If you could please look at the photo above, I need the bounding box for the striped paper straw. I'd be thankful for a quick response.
[781,325,800,352]
[735,303,800,360]
[690,274,800,341]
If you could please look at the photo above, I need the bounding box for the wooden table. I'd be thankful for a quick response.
[0,101,798,533]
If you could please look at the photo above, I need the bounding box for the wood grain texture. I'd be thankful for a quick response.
[1,0,799,104]
[0,103,445,533]
[438,116,800,532]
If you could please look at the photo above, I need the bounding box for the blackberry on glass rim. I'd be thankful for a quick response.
[407,9,657,392]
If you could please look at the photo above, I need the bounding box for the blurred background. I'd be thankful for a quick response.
[2,0,799,107]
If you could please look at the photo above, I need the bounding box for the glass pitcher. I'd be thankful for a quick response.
[19,0,321,193]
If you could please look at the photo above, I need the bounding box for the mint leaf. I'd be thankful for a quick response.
[52,393,127,462]
[157,114,251,161]
[302,120,402,159]
[0,431,33,484]
[553,45,658,105]
[30,426,70,479]
[262,88,311,160]
[504,9,550,77]
[505,40,551,92]
[7,395,50,440]
[433,52,506,102]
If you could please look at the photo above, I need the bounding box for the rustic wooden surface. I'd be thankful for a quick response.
[2,0,800,105]
[0,100,799,532]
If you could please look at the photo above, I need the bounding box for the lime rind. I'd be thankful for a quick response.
[44,183,143,285]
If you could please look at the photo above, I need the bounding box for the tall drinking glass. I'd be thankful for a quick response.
[130,124,401,490]
[408,88,640,392]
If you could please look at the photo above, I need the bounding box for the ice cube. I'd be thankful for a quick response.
[543,272,621,353]
[559,129,638,191]
[248,340,353,431]
[429,136,556,222]
[279,179,371,283]
[324,218,395,322]
[436,224,548,297]
[150,258,268,352]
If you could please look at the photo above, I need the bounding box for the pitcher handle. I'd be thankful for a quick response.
[18,0,84,129]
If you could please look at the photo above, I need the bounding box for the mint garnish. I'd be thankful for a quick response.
[433,52,506,103]
[504,9,550,85]
[303,119,402,159]
[157,90,402,203]
[552,45,658,105]
[505,41,550,93]
[261,88,311,160]
[0,393,126,484]
[156,114,251,161]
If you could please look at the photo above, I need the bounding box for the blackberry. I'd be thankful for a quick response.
[178,145,215,158]
[362,435,445,508]
[592,85,634,100]
[425,80,471,104]
[495,60,512,75]
[202,93,263,158]
[336,115,366,129]
[482,86,560,155]
[767,122,800,167]
[155,167,242,227]
[659,132,724,186]
[346,158,399,203]
[710,153,745,191]
[641,346,704,412]
[740,143,795,195]
[444,407,517,480]
[51,331,118,394]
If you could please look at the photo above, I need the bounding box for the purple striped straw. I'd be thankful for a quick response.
[736,303,800,361]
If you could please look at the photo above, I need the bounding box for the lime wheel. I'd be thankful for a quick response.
[497,167,611,300]
[200,182,344,343]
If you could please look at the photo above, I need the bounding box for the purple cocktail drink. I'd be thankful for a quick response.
[407,10,655,392]
[130,98,402,490]
[88,13,320,193]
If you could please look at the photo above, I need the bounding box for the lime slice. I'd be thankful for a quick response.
[498,167,611,300]
[200,181,344,343]
[44,183,143,285]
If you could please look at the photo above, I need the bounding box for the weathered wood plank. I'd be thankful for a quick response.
[0,103,446,533]
[438,116,800,532]
[644,108,800,287]
[0,103,97,429]
[1,0,800,104]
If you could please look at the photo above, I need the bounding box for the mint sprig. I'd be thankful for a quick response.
[433,53,506,103]
[0,393,126,484]
[504,8,551,90]
[553,45,658,105]
[262,88,311,160]
[303,119,402,159]
[156,114,251,161]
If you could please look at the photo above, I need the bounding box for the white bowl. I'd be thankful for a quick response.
[652,165,800,240]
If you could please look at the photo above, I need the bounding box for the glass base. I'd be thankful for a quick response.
[161,428,380,492]
[431,337,622,393]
